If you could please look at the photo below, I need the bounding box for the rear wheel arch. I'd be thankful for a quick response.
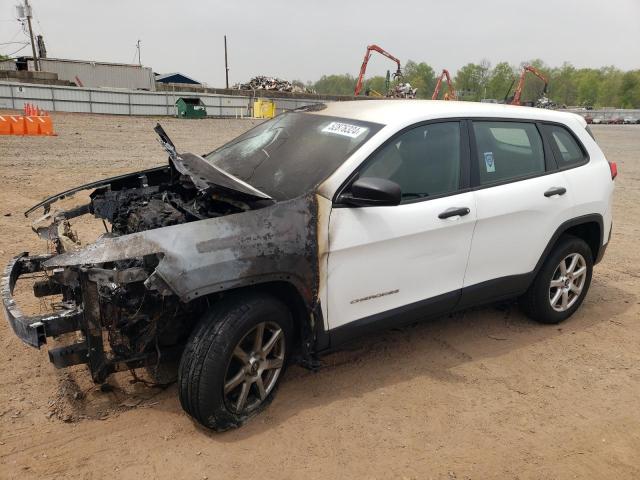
[562,221,601,262]
[534,215,603,277]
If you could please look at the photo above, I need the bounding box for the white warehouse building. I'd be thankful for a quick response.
[24,57,156,91]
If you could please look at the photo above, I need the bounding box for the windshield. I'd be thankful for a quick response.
[204,112,383,200]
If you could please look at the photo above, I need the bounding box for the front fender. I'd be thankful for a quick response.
[44,195,319,305]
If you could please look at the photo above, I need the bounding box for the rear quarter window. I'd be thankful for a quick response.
[542,124,587,169]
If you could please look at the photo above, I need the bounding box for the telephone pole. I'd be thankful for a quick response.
[224,35,229,89]
[22,0,39,71]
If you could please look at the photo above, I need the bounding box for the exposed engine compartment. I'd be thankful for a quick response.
[90,169,257,236]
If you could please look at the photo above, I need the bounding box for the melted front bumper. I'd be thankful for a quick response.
[2,253,83,348]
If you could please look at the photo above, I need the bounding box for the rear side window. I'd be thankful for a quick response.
[472,121,545,185]
[543,124,586,168]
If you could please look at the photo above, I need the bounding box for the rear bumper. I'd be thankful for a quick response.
[2,253,82,348]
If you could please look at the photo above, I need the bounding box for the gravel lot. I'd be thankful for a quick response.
[0,112,639,479]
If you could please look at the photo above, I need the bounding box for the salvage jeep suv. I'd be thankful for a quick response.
[3,101,615,430]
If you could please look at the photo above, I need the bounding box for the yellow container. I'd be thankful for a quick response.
[253,99,276,119]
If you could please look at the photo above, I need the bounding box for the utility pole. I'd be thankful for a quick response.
[23,0,39,71]
[136,39,142,66]
[224,35,229,89]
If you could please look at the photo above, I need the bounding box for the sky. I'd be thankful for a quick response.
[1,0,638,87]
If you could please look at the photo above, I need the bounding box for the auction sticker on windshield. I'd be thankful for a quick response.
[322,122,367,138]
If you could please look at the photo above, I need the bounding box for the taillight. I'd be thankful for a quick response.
[609,161,617,180]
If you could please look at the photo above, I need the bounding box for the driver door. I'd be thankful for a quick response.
[326,121,477,334]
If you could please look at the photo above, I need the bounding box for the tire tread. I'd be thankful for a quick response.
[520,234,593,324]
[178,292,291,430]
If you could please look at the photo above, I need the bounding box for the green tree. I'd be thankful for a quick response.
[310,60,640,107]
[486,62,515,101]
[313,74,357,96]
[364,75,388,96]
[574,69,601,107]
[454,61,491,101]
[619,70,640,108]
[403,61,436,99]
[548,62,577,106]
[596,66,623,107]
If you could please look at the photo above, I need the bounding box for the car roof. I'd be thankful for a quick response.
[309,99,585,127]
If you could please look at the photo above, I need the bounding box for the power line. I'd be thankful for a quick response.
[2,27,25,43]
[4,43,29,57]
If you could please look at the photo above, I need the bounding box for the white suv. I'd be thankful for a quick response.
[3,100,615,430]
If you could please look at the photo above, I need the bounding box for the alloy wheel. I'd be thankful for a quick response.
[223,321,285,414]
[549,252,587,312]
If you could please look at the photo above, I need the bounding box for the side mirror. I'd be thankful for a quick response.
[339,177,401,207]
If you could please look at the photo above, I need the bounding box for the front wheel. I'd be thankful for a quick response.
[178,293,292,431]
[520,235,594,324]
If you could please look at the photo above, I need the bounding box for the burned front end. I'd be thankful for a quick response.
[3,250,195,383]
[2,132,319,383]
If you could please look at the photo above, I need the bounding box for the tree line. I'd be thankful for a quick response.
[309,60,640,108]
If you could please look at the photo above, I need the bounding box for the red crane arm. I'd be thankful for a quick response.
[432,69,457,100]
[511,65,549,105]
[354,44,402,96]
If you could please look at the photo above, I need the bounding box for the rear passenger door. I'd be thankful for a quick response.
[460,120,574,304]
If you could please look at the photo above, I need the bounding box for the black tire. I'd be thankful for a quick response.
[520,235,594,324]
[178,292,292,431]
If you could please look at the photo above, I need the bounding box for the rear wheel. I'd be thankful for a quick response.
[178,292,292,431]
[520,235,593,324]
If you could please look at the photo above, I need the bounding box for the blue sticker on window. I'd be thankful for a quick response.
[484,151,495,173]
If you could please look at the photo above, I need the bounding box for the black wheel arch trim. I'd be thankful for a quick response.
[533,214,604,274]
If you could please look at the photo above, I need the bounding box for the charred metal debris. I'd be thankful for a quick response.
[2,124,322,382]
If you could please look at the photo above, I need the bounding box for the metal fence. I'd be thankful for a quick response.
[2,81,638,122]
[564,108,640,122]
[0,81,325,117]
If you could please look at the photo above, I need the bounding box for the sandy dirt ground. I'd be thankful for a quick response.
[0,112,639,479]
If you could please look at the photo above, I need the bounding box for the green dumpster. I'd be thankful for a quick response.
[176,97,207,118]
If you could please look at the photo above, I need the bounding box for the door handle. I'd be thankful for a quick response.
[544,187,567,197]
[438,207,470,219]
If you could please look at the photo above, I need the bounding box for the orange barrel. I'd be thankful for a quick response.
[23,116,39,135]
[10,116,24,135]
[36,116,55,136]
[0,115,10,135]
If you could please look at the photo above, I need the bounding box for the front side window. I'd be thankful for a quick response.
[543,124,586,168]
[472,121,545,185]
[358,122,461,202]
